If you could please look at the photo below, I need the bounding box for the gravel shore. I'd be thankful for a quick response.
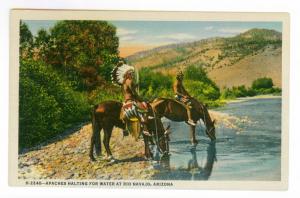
[18,110,245,180]
[18,124,158,180]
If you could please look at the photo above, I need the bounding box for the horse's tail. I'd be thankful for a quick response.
[89,104,102,161]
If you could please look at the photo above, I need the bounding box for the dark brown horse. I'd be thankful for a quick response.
[150,97,216,144]
[89,100,169,161]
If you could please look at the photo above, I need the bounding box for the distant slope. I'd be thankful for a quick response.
[119,44,157,57]
[127,28,282,88]
[208,47,282,88]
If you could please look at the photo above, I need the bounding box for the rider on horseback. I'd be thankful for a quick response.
[111,61,149,136]
[173,70,196,126]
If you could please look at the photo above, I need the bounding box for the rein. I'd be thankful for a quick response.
[201,105,214,140]
[146,105,169,156]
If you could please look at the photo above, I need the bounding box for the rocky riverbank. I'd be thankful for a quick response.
[18,109,248,180]
[18,124,158,180]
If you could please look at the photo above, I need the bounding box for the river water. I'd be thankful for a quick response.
[153,98,282,181]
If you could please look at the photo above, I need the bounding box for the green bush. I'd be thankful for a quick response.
[255,87,282,95]
[19,60,90,150]
[183,65,220,102]
[220,88,236,99]
[139,68,173,100]
[184,80,220,101]
[252,77,274,89]
[19,77,63,150]
[221,77,281,99]
[184,65,218,89]
[229,85,256,98]
[88,86,123,105]
[138,66,221,106]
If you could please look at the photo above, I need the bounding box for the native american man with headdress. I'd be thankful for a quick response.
[173,70,196,126]
[111,61,149,135]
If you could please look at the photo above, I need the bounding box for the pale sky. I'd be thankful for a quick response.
[111,21,282,46]
[24,20,282,56]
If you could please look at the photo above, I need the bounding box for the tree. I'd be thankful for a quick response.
[139,67,173,100]
[184,64,220,93]
[184,64,218,89]
[44,20,120,91]
[20,21,33,58]
[33,29,50,61]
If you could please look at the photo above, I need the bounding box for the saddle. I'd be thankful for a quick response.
[122,101,149,140]
[122,101,148,121]
[175,95,192,108]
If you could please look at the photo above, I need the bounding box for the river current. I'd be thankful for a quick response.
[153,98,282,181]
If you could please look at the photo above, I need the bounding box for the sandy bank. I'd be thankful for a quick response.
[18,124,158,180]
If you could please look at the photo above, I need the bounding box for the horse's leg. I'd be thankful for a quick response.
[143,135,153,160]
[94,127,102,157]
[190,125,198,145]
[90,113,102,161]
[103,125,113,158]
[89,131,97,161]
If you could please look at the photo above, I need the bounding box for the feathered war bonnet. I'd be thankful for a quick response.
[111,61,135,85]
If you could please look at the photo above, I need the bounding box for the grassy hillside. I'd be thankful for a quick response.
[127,28,282,89]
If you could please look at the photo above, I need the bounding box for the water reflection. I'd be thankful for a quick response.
[152,141,216,180]
[187,142,216,180]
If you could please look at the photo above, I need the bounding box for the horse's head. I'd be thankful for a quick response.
[142,106,170,155]
[206,119,216,141]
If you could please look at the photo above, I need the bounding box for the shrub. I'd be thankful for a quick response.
[19,60,90,150]
[252,77,274,90]
[183,65,221,101]
[19,77,63,149]
[138,65,221,106]
[184,65,218,88]
[88,86,123,105]
[220,88,236,99]
[139,68,173,100]
[184,80,220,101]
[221,78,281,99]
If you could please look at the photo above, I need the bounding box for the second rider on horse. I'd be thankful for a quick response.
[173,70,196,126]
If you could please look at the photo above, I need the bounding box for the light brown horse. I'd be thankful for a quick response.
[150,97,216,144]
[89,100,169,161]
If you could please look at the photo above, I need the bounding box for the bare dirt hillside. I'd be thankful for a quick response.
[208,47,282,88]
[127,28,282,89]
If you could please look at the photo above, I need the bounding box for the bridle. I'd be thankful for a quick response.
[201,105,215,141]
[143,104,170,157]
[206,126,215,140]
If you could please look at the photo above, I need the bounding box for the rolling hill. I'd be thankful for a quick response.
[126,28,282,89]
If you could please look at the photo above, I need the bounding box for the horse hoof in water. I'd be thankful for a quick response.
[160,152,170,160]
[191,139,198,146]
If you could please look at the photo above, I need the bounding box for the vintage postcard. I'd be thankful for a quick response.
[9,10,289,190]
